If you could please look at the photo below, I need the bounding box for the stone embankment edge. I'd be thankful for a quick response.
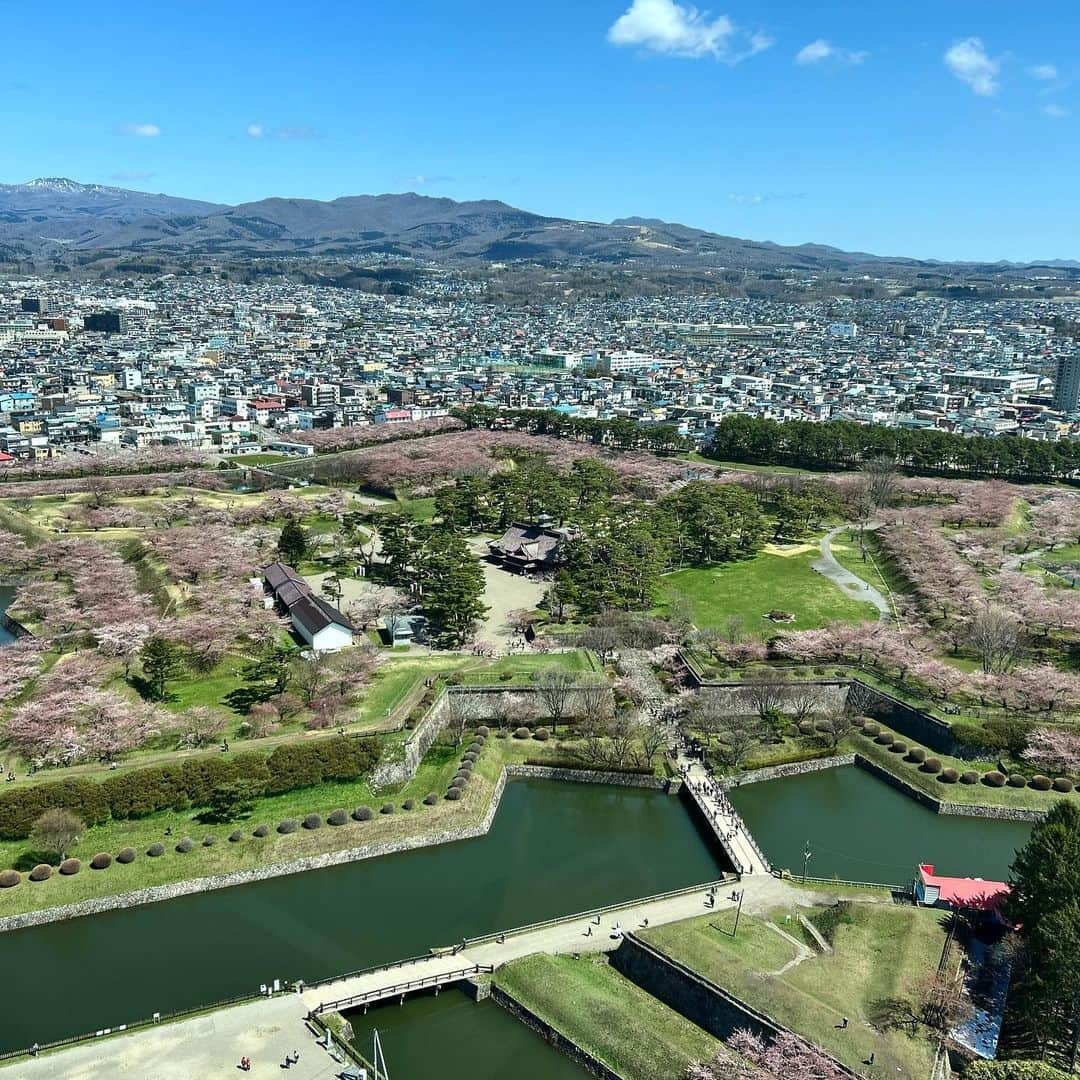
[0,764,673,935]
[490,984,625,1080]
[721,751,1046,822]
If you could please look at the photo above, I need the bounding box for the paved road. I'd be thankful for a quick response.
[812,526,891,623]
[4,876,836,1080]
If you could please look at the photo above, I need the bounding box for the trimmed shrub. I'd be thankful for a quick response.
[1008,774,1028,788]
[403,799,416,811]
[862,723,880,737]
[59,858,81,875]
[495,729,508,739]
[380,802,395,815]
[302,813,323,830]
[423,793,439,806]
[851,716,866,728]
[468,740,484,753]
[983,771,1007,787]
[253,824,270,837]
[352,806,374,821]
[175,838,195,853]
[90,852,113,870]
[29,864,52,882]
[960,771,980,785]
[228,829,244,842]
[265,738,380,796]
[327,809,348,826]
[0,869,21,888]
[476,726,490,737]
[445,787,462,801]
[147,842,165,857]
[454,770,471,782]
[875,732,894,745]
[1053,777,1075,793]
[451,776,467,789]
[513,727,531,739]
[116,847,137,864]
[797,720,815,735]
[533,728,551,742]
[921,758,943,774]
[458,760,474,773]
[202,835,217,847]
[1030,775,1053,791]
[889,741,907,754]
[276,819,298,834]
[939,768,959,784]
[462,752,478,764]
[907,748,927,764]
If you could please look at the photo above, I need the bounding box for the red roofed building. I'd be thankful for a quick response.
[916,864,1011,918]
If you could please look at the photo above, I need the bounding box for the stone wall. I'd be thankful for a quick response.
[851,680,957,756]
[723,754,855,788]
[854,755,1047,822]
[610,935,861,1078]
[686,679,849,716]
[491,984,625,1080]
[505,763,680,793]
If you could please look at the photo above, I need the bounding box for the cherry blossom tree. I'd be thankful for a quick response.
[1022,728,1080,775]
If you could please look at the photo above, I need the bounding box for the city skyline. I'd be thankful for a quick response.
[3,0,1077,263]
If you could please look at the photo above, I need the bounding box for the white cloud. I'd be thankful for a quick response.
[730,192,764,205]
[1029,63,1058,81]
[944,37,999,96]
[1044,104,1069,118]
[245,123,316,140]
[119,122,161,137]
[606,0,770,61]
[795,38,867,66]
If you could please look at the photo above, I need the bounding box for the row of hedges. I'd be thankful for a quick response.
[0,790,452,888]
[0,738,381,840]
[965,1062,1074,1080]
[857,725,1075,794]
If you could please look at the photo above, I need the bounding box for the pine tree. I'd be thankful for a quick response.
[277,518,309,565]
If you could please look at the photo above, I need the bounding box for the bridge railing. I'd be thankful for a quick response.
[311,964,494,1015]
[305,950,436,992]
[442,876,735,953]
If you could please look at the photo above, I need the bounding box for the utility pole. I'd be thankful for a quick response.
[803,840,812,883]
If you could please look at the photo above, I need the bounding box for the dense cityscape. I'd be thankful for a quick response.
[2,274,1080,463]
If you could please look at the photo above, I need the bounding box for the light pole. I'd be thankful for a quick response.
[803,840,812,883]
[733,887,745,937]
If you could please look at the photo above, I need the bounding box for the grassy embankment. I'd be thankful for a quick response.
[642,902,948,1078]
[496,953,723,1080]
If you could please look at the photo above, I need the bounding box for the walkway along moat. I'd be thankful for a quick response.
[0,778,722,1053]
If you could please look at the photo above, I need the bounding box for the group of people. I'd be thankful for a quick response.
[237,1049,299,1071]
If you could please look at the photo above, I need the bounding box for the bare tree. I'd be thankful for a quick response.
[814,710,858,750]
[741,668,790,722]
[581,622,620,665]
[860,455,900,509]
[967,603,1021,675]
[716,715,765,768]
[844,679,878,718]
[491,691,529,732]
[30,809,84,862]
[577,680,614,729]
[639,722,669,768]
[788,685,823,724]
[443,691,480,746]
[290,651,331,705]
[538,668,579,735]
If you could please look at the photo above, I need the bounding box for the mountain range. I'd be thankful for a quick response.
[0,178,1074,274]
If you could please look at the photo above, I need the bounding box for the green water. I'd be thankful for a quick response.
[0,586,15,645]
[0,779,721,1053]
[730,766,1032,884]
[349,989,587,1079]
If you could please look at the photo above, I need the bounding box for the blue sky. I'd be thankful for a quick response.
[4,1,1077,262]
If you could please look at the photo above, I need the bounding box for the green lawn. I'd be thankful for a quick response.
[231,453,292,466]
[496,953,722,1080]
[657,550,879,636]
[643,903,948,1078]
[0,730,562,917]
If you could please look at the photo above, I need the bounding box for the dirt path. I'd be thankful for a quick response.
[812,526,891,623]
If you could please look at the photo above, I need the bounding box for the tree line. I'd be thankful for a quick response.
[706,415,1080,483]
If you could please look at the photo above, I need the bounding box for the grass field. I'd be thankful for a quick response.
[642,903,948,1077]
[0,732,557,918]
[496,953,722,1080]
[656,550,879,636]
